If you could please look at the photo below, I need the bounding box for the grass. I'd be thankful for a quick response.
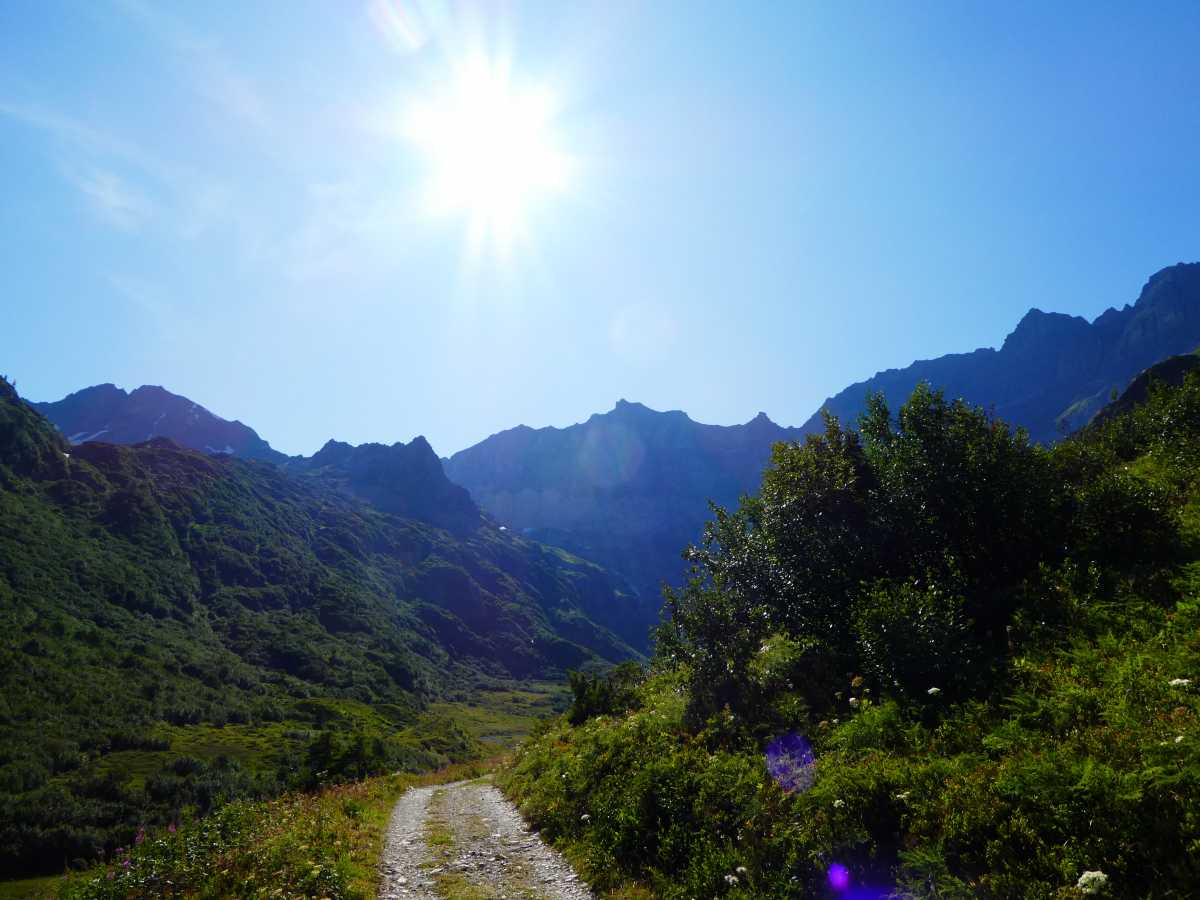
[44,757,501,900]
[0,876,60,900]
[432,680,570,747]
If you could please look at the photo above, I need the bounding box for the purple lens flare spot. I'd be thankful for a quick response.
[765,732,816,793]
[828,862,851,891]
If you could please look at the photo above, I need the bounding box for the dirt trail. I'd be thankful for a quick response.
[379,777,594,900]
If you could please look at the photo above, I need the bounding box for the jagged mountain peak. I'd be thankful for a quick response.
[1000,308,1091,357]
[291,433,480,534]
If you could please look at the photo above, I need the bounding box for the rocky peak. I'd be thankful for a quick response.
[1000,308,1091,358]
[294,436,480,534]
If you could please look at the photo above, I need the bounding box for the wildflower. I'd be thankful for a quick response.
[1176,735,1184,744]
[724,874,739,885]
[833,799,845,808]
[927,687,942,696]
[168,823,176,834]
[895,791,911,801]
[135,827,145,845]
[1169,678,1191,687]
[848,697,860,706]
[736,866,748,875]
[580,813,591,822]
[850,675,864,688]
[1077,870,1108,894]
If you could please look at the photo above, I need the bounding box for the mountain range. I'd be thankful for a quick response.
[26,261,1200,648]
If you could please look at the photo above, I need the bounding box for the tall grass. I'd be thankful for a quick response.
[49,758,498,900]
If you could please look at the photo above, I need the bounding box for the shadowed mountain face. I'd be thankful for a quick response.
[287,437,482,535]
[33,383,285,463]
[444,400,806,632]
[802,262,1200,443]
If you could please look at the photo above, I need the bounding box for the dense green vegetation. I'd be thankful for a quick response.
[0,377,636,880]
[503,372,1200,897]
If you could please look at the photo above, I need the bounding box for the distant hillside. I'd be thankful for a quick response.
[803,261,1200,443]
[33,383,285,462]
[444,399,806,637]
[0,377,637,876]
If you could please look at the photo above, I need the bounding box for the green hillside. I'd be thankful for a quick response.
[503,372,1200,898]
[0,377,636,879]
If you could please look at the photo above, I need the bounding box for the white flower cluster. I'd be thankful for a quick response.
[927,686,942,696]
[1077,869,1108,894]
[1169,677,1191,687]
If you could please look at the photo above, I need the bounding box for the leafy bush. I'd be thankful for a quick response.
[505,376,1200,897]
[566,661,643,725]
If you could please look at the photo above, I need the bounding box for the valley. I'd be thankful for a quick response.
[5,264,1200,897]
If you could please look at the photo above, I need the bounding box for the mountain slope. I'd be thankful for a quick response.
[33,383,286,462]
[802,261,1200,442]
[444,400,806,639]
[0,377,637,877]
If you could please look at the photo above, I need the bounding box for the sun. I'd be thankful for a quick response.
[406,58,572,257]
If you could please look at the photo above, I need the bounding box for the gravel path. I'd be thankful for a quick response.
[379,777,594,900]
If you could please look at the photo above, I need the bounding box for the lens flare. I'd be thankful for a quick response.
[828,863,851,891]
[406,55,572,258]
[765,732,816,793]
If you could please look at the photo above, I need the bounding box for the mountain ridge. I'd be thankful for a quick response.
[803,261,1200,441]
[33,383,286,463]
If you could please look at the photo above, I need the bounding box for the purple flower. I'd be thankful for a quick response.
[135,827,145,845]
[765,733,816,793]
[168,822,177,834]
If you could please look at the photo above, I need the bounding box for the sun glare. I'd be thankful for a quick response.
[407,59,572,256]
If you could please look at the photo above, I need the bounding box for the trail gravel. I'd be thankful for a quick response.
[379,777,594,900]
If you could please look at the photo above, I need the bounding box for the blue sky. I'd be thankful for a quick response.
[3,1,1199,456]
